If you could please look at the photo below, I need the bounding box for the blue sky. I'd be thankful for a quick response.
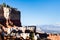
[0,0,60,26]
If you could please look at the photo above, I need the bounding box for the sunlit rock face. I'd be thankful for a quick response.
[0,6,6,27]
[3,7,10,19]
[0,4,22,27]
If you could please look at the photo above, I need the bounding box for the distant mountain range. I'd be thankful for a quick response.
[37,25,60,33]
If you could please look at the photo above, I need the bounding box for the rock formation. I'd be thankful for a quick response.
[0,3,22,27]
[0,5,6,27]
[10,8,21,27]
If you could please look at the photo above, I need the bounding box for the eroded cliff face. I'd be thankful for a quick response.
[0,4,22,27]
[10,8,21,27]
[0,6,6,27]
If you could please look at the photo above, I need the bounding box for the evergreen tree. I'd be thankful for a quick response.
[2,3,6,7]
[30,32,34,40]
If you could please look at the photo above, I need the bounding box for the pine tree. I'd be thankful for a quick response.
[30,32,34,40]
[2,3,6,7]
